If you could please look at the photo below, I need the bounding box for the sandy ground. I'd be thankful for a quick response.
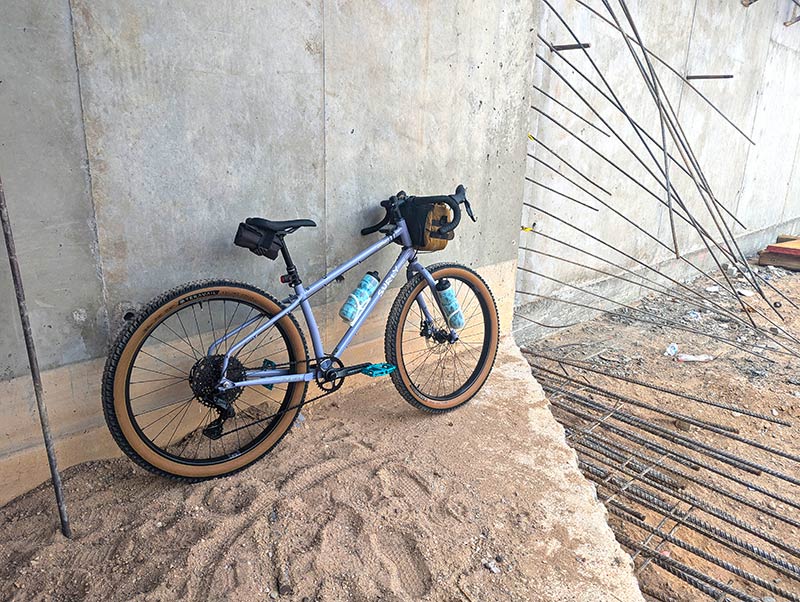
[522,265,800,601]
[0,338,643,602]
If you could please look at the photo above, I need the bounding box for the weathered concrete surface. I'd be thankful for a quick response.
[0,1,107,378]
[515,0,800,340]
[69,0,327,323]
[491,337,644,601]
[1,0,537,494]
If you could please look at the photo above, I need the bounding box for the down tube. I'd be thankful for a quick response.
[332,248,416,357]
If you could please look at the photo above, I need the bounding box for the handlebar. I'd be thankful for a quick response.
[360,184,475,237]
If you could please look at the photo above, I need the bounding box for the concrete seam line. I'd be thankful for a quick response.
[66,0,112,342]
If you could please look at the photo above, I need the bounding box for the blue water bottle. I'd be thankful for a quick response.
[340,271,380,325]
[435,279,465,329]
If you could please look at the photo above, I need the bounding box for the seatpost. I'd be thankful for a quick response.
[279,238,302,287]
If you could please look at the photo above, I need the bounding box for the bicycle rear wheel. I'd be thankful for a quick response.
[102,280,308,480]
[385,263,499,412]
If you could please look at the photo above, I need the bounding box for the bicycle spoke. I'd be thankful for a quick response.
[129,378,188,401]
[174,311,201,359]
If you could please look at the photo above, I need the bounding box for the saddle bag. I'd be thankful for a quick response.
[400,200,454,252]
[234,221,282,260]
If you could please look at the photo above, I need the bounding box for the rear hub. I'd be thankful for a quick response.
[189,355,246,410]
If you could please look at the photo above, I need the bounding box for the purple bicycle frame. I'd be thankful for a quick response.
[213,217,443,390]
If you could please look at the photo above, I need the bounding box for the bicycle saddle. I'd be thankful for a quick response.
[245,217,316,233]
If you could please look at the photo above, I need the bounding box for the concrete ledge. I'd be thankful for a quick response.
[0,336,643,600]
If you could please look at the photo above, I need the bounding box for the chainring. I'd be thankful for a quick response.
[314,356,345,393]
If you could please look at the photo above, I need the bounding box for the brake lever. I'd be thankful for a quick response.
[463,199,477,222]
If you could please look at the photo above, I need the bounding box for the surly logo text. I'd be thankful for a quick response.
[376,262,404,298]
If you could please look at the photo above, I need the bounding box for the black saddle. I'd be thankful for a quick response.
[234,217,316,260]
[245,217,316,234]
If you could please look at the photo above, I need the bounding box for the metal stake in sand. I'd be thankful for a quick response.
[0,174,72,538]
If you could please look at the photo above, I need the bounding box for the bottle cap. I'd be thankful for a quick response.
[435,278,451,291]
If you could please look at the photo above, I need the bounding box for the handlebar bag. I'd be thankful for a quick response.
[400,200,454,251]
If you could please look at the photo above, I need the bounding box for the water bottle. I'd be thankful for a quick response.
[340,271,380,324]
[435,279,465,329]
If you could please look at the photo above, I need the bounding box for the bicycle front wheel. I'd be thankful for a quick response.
[102,280,308,480]
[385,263,499,412]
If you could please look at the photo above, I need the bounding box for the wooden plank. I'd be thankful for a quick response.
[758,250,800,271]
[764,239,800,256]
[776,234,800,243]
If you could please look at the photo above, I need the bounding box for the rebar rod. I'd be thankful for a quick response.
[572,0,755,145]
[552,397,800,512]
[581,462,800,581]
[524,350,791,426]
[523,178,599,213]
[572,428,800,529]
[616,533,764,602]
[685,74,733,80]
[0,175,72,539]
[517,266,797,360]
[608,506,800,601]
[607,498,647,522]
[533,84,610,138]
[546,385,800,484]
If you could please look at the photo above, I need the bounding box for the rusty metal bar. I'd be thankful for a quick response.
[0,174,72,538]
[525,351,792,426]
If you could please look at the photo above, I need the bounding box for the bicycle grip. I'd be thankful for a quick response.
[360,198,394,235]
[360,216,389,236]
[437,185,466,235]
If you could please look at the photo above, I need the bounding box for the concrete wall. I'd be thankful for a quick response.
[515,0,800,339]
[0,0,535,502]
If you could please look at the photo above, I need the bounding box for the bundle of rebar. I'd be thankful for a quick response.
[516,1,800,599]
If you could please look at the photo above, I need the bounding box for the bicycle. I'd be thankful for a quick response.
[102,184,499,480]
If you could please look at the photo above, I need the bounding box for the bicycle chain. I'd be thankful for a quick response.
[219,356,343,439]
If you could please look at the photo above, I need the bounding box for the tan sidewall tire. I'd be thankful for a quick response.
[111,285,307,478]
[392,265,499,410]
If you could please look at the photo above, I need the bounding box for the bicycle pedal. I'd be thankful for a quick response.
[361,363,397,377]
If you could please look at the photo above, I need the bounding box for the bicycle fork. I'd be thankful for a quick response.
[407,259,460,344]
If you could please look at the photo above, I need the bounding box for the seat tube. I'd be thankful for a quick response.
[296,283,325,359]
